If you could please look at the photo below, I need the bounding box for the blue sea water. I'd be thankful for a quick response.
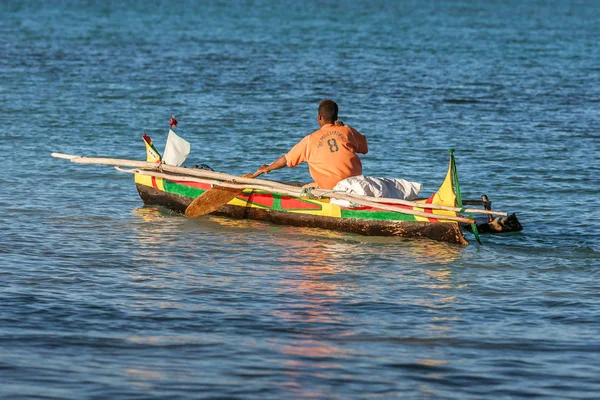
[1,0,599,398]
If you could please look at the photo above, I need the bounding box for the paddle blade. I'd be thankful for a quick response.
[185,173,259,218]
[185,186,242,217]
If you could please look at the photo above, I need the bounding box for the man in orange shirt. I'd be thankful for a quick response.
[254,100,368,190]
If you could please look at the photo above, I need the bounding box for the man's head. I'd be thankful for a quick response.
[318,99,338,126]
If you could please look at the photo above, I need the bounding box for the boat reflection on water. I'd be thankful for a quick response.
[267,231,358,391]
[269,224,466,265]
[132,205,465,264]
[262,227,464,394]
[129,206,464,395]
[129,206,182,268]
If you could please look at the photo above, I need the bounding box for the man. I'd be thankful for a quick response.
[254,100,368,189]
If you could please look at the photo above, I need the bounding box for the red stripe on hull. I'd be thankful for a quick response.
[341,203,413,212]
[424,195,439,222]
[281,196,321,210]
[172,180,212,190]
[237,193,274,208]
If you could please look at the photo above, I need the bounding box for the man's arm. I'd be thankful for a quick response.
[255,155,287,176]
[349,127,368,154]
[337,122,368,154]
[255,134,309,176]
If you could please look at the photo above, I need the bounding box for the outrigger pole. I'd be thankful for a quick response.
[51,153,508,224]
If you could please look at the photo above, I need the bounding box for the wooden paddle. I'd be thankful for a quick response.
[185,172,263,217]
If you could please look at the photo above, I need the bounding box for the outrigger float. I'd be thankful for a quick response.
[52,124,522,245]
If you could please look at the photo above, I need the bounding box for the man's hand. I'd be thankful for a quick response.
[255,155,287,177]
[334,120,345,126]
[255,164,271,175]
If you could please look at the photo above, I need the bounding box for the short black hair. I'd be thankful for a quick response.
[318,99,338,122]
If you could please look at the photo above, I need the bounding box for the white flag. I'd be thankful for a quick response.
[162,129,191,166]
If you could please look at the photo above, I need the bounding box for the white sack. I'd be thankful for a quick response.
[331,175,422,207]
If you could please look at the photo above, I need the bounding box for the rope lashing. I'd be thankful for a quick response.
[300,187,316,198]
[300,187,347,199]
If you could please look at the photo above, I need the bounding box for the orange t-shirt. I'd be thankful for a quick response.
[285,124,368,189]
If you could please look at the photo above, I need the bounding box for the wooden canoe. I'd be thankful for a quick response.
[133,135,478,245]
[52,133,522,246]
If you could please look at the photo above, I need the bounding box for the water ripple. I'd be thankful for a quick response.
[1,0,599,398]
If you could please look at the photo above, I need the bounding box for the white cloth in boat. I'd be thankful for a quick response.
[330,175,422,207]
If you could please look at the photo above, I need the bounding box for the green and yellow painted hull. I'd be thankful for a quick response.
[135,135,468,244]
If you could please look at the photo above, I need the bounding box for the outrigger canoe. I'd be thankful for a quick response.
[52,131,522,246]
